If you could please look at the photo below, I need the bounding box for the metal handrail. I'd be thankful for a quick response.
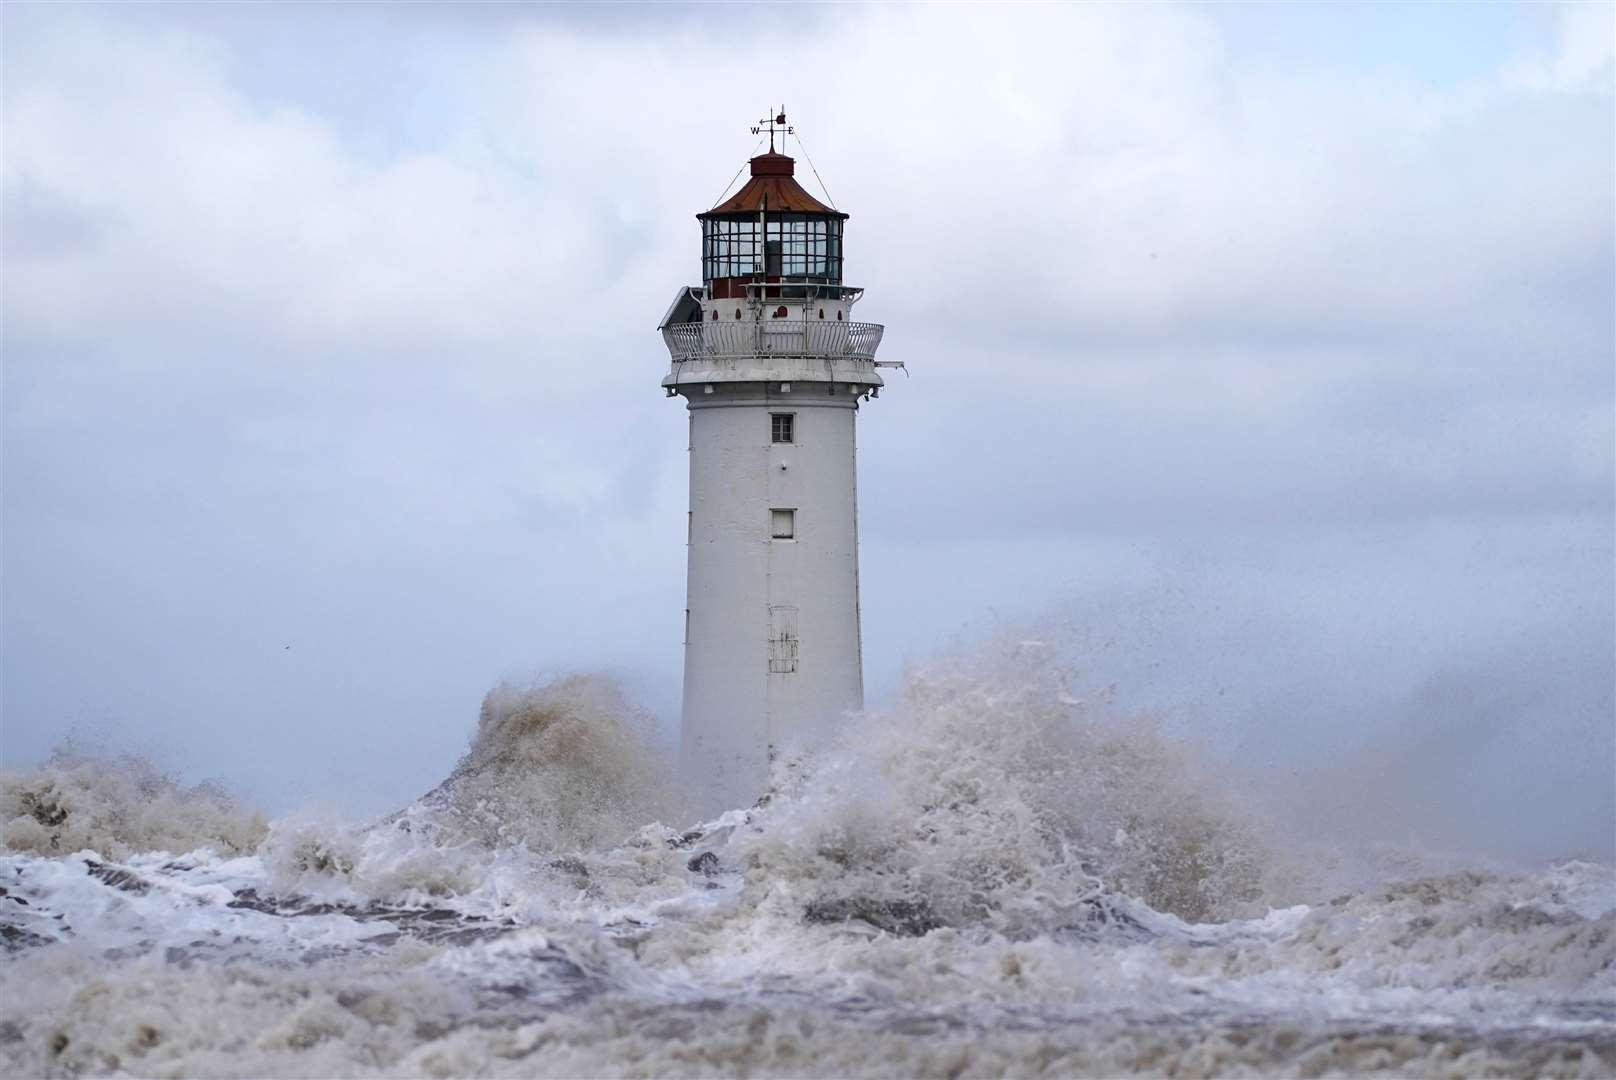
[663,320,884,362]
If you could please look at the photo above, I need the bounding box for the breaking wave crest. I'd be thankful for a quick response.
[738,643,1269,930]
[423,674,680,852]
[258,673,683,902]
[259,645,1277,926]
[0,744,267,860]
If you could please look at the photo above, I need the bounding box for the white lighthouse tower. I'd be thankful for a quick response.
[660,113,890,817]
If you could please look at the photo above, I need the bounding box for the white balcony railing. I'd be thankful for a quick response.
[663,320,884,363]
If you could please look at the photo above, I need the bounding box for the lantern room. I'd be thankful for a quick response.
[698,151,850,301]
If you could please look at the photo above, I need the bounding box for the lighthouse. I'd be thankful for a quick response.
[660,113,891,818]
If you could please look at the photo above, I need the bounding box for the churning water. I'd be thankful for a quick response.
[2,650,1611,1078]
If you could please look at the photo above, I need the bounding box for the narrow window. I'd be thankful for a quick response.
[770,508,795,540]
[771,413,794,444]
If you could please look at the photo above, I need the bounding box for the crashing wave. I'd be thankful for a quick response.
[0,744,267,860]
[418,674,681,852]
[258,674,686,904]
[1,649,1611,1080]
[731,648,1269,932]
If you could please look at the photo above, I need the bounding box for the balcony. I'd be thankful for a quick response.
[662,320,884,363]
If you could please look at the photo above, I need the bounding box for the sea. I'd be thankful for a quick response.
[2,648,1611,1078]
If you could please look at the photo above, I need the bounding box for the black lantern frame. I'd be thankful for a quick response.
[702,213,843,284]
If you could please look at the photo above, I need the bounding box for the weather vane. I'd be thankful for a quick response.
[750,107,793,153]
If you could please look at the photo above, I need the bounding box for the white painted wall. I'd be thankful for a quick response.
[698,295,852,324]
[678,385,864,816]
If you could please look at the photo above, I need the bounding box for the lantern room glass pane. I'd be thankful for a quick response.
[703,213,843,285]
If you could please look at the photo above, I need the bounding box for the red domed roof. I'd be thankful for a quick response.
[700,152,847,219]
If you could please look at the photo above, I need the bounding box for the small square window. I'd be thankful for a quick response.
[770,508,795,540]
[771,413,794,444]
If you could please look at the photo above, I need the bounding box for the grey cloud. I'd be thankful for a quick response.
[3,179,113,262]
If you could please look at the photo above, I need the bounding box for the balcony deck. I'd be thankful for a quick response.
[662,320,884,363]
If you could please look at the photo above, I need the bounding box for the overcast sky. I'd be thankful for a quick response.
[4,2,1612,860]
